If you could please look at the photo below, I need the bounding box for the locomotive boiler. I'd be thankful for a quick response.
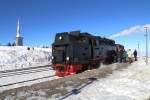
[52,31,122,77]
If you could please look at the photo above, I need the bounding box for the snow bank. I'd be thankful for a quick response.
[0,46,52,71]
[65,59,150,100]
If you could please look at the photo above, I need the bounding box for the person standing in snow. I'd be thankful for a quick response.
[133,49,137,61]
[127,49,133,63]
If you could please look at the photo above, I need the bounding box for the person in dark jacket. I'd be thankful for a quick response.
[133,49,137,61]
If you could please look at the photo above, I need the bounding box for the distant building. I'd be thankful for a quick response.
[15,19,23,46]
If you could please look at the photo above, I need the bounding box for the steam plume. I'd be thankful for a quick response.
[109,24,150,38]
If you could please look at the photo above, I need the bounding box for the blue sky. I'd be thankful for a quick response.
[0,0,150,52]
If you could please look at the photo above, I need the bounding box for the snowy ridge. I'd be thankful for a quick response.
[0,46,52,71]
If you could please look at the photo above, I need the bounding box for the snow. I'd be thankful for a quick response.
[64,58,150,100]
[0,46,52,71]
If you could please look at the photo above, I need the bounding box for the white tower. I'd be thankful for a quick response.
[16,19,23,46]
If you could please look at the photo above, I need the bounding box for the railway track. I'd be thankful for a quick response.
[0,65,56,89]
[0,65,53,78]
[0,63,129,100]
[0,75,56,88]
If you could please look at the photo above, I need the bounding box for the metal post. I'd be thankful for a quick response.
[138,42,140,58]
[144,26,148,65]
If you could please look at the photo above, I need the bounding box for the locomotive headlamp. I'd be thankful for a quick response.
[59,36,63,40]
[66,57,70,61]
[51,56,54,60]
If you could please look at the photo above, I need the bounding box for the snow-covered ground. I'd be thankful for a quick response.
[0,46,52,71]
[64,58,150,100]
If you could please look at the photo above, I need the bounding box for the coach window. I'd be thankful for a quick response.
[92,40,96,46]
[89,39,92,45]
[96,40,99,45]
[99,40,102,45]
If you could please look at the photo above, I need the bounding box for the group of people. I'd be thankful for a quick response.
[117,49,137,63]
[127,49,137,63]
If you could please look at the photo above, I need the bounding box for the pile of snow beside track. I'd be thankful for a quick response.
[0,46,52,71]
[65,59,150,100]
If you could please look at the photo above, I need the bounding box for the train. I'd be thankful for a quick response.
[52,31,124,77]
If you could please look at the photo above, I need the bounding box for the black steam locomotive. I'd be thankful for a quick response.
[52,31,124,76]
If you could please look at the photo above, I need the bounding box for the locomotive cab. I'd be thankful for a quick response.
[52,31,91,76]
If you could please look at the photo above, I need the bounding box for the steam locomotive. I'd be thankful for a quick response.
[52,31,124,77]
